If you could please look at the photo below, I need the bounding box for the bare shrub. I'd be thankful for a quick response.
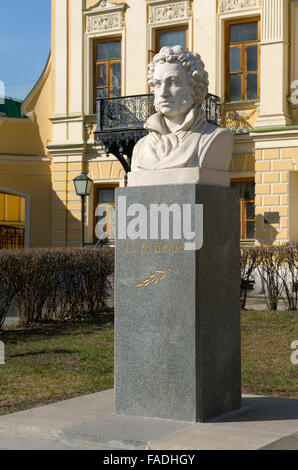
[240,246,260,309]
[257,246,284,311]
[278,243,298,311]
[14,249,59,324]
[0,250,24,327]
[82,248,114,313]
[0,247,114,327]
[51,248,114,319]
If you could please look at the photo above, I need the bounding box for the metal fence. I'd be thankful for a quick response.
[96,92,223,134]
[0,225,24,249]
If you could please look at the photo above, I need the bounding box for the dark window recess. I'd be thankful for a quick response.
[94,187,116,242]
[158,29,187,49]
[230,22,258,44]
[231,180,255,240]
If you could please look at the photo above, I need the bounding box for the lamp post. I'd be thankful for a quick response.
[73,171,93,247]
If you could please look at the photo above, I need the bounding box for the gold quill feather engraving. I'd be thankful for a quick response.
[136,269,172,287]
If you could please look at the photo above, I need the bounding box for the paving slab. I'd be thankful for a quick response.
[260,431,298,450]
[147,395,298,450]
[209,395,298,434]
[0,390,297,450]
[146,423,285,450]
[62,415,190,450]
[0,389,114,440]
[0,432,115,450]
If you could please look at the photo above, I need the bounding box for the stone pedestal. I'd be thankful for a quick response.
[115,184,241,423]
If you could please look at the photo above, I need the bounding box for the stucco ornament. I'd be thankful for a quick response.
[129,46,233,187]
[219,0,262,12]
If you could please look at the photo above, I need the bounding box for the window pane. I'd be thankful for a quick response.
[112,88,121,98]
[230,181,255,240]
[246,202,255,220]
[97,213,107,224]
[230,22,258,44]
[158,29,187,49]
[96,88,108,99]
[96,41,121,60]
[97,188,115,204]
[230,47,241,73]
[246,73,258,100]
[96,63,107,87]
[108,217,116,240]
[230,75,242,101]
[96,206,115,226]
[95,185,116,241]
[246,221,255,239]
[246,45,258,72]
[96,205,115,241]
[111,62,121,87]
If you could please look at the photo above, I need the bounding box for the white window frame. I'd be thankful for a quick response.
[0,185,30,248]
[146,0,193,57]
[217,3,262,101]
[84,1,126,116]
[86,155,125,244]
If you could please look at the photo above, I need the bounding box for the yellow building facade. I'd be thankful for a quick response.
[1,0,298,247]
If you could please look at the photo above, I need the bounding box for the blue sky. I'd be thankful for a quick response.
[0,0,51,101]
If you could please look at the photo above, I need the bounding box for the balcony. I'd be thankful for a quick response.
[94,93,223,175]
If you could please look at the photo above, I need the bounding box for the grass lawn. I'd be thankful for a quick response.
[0,313,114,416]
[0,310,297,416]
[241,310,298,399]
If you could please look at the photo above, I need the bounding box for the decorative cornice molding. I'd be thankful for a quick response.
[86,0,125,14]
[149,0,192,24]
[85,0,125,33]
[87,12,124,32]
[219,0,262,13]
[223,109,256,134]
[0,155,50,162]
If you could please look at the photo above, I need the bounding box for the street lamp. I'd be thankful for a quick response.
[73,171,93,247]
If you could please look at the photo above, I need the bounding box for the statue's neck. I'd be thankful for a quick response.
[164,114,186,134]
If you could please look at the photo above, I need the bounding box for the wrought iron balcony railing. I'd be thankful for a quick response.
[94,93,222,175]
[0,225,24,249]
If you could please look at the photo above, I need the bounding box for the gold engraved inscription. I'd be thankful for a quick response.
[124,242,186,254]
[136,269,172,288]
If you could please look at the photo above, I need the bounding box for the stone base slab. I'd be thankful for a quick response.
[0,391,297,450]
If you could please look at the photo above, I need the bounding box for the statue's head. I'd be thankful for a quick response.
[148,46,209,120]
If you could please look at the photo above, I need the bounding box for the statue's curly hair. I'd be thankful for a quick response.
[148,45,209,106]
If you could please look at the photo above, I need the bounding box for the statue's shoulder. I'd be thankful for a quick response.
[203,121,233,141]
[132,133,150,157]
[135,133,150,148]
[199,123,233,172]
[131,133,151,171]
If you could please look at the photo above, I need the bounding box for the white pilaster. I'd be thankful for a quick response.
[254,0,291,128]
[194,0,217,95]
[69,0,84,116]
[126,0,147,96]
[54,0,68,117]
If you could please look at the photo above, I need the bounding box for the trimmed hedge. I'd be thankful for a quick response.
[1,243,297,327]
[0,247,114,327]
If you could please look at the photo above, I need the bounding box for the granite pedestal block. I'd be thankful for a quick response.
[115,184,241,423]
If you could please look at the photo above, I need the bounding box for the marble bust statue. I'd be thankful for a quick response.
[128,46,233,187]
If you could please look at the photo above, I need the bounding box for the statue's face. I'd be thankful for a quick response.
[152,61,194,119]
